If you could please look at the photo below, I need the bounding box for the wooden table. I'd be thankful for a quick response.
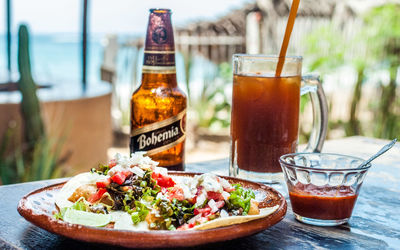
[1,136,399,249]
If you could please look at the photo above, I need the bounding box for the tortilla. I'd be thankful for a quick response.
[54,160,279,231]
[193,206,279,230]
[55,172,102,209]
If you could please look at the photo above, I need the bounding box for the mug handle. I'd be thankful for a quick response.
[301,74,328,152]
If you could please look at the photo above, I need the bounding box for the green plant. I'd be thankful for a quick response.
[0,125,65,184]
[0,24,64,185]
[304,23,369,137]
[190,62,231,131]
[304,25,346,74]
[182,52,193,105]
[303,4,400,139]
[362,4,400,139]
[18,25,45,148]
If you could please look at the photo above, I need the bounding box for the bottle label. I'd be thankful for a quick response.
[142,50,176,73]
[130,110,186,155]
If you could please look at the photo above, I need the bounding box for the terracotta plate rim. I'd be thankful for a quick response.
[17,172,287,248]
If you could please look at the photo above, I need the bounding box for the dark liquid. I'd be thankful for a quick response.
[131,74,186,171]
[231,75,300,173]
[289,184,358,220]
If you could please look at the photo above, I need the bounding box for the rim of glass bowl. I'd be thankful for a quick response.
[279,152,372,172]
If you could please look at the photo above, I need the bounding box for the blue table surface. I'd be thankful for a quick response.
[1,136,399,249]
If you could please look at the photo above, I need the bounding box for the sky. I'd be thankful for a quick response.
[0,0,253,35]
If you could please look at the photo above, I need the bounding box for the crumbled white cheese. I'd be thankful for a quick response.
[208,199,218,213]
[153,166,168,176]
[220,209,229,218]
[156,192,169,201]
[219,177,232,189]
[199,173,223,192]
[195,192,207,207]
[107,152,158,177]
[185,178,199,195]
[172,177,197,199]
[188,214,202,224]
[221,191,230,201]
[129,152,159,166]
[180,183,195,199]
[175,174,230,204]
[96,174,110,182]
[107,164,125,176]
[131,166,145,178]
[114,152,158,168]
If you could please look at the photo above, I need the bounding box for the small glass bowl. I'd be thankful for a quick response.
[279,153,371,226]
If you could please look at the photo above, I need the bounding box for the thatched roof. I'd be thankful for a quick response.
[176,0,352,35]
[259,0,336,18]
[177,3,257,36]
[124,0,394,63]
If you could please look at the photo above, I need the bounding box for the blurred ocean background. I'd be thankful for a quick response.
[0,33,116,85]
[0,33,216,96]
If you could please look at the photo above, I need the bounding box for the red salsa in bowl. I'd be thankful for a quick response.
[289,183,358,220]
[279,153,371,226]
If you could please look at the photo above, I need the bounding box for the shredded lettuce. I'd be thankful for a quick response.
[91,164,110,175]
[72,198,89,211]
[130,201,149,225]
[227,184,255,215]
[54,207,68,220]
[54,198,89,220]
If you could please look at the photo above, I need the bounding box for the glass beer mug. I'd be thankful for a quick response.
[229,55,328,183]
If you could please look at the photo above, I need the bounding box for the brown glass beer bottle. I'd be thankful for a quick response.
[130,9,187,171]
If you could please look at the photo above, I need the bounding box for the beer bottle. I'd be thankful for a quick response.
[130,9,187,171]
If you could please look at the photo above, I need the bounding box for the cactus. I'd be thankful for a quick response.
[0,25,65,184]
[17,24,45,149]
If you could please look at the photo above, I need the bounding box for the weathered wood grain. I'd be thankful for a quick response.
[1,137,399,249]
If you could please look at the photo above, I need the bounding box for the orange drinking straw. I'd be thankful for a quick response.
[275,0,301,77]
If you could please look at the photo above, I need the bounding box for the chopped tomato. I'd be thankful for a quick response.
[223,186,235,192]
[151,172,175,188]
[195,186,203,195]
[177,222,195,230]
[87,188,107,203]
[122,170,132,178]
[96,178,111,188]
[194,207,212,216]
[151,172,158,179]
[111,172,127,185]
[215,200,225,209]
[168,187,185,201]
[108,159,117,168]
[207,191,224,201]
[188,196,197,204]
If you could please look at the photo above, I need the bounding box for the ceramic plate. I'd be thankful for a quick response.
[18,172,287,248]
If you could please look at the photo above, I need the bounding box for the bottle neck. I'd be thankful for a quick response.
[144,10,175,52]
[141,9,176,87]
[141,72,177,88]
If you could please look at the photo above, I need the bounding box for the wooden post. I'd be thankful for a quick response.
[81,0,88,92]
[100,35,118,84]
[246,11,261,54]
[6,0,11,81]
